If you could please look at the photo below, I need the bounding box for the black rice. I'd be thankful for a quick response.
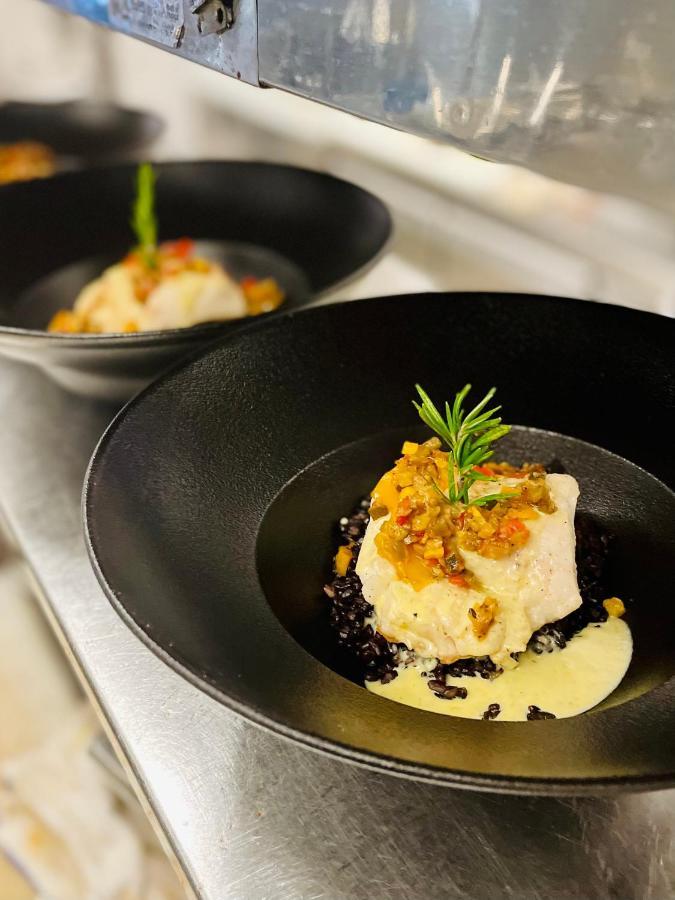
[482,703,501,720]
[325,567,399,683]
[527,705,556,720]
[427,680,468,701]
[435,655,502,681]
[325,496,615,688]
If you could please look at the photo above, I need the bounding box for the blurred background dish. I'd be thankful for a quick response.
[0,140,56,185]
[0,100,164,181]
[32,241,308,334]
[0,161,391,401]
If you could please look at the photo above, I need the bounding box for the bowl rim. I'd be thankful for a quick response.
[0,98,165,160]
[82,292,675,796]
[0,159,392,347]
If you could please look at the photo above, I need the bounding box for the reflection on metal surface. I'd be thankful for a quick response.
[44,0,258,84]
[109,0,184,48]
[258,0,675,211]
[44,0,675,207]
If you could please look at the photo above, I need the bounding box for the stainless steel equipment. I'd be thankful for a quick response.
[46,0,675,210]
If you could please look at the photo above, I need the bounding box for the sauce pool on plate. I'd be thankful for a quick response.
[366,615,632,721]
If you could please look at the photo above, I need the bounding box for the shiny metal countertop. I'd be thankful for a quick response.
[0,357,673,900]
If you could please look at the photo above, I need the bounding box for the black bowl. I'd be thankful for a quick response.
[0,100,163,162]
[84,293,675,794]
[2,241,310,399]
[0,161,391,401]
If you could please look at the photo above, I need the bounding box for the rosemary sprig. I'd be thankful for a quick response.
[130,162,158,267]
[413,383,516,507]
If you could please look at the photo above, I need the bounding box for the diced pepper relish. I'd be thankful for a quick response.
[121,239,214,302]
[369,438,556,589]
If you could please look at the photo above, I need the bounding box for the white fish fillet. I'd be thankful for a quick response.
[73,263,246,333]
[140,269,246,330]
[356,473,582,667]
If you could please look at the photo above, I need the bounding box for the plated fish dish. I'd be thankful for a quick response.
[0,140,55,184]
[48,163,284,334]
[325,385,632,721]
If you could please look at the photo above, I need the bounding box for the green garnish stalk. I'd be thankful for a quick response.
[130,162,158,267]
[413,383,517,508]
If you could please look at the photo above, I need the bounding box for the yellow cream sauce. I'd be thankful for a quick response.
[366,616,632,721]
[371,470,437,590]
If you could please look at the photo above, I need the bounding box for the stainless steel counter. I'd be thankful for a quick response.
[0,357,673,900]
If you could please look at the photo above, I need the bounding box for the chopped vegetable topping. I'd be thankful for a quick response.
[468,596,498,639]
[367,385,559,588]
[603,597,626,617]
[46,309,82,333]
[371,436,556,587]
[334,545,353,577]
[122,240,215,302]
[241,277,286,315]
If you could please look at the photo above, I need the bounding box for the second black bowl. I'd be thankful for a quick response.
[0,161,391,402]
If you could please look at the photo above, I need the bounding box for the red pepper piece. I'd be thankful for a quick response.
[449,574,469,588]
[500,518,527,538]
[164,237,194,258]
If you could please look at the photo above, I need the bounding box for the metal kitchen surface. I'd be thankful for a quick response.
[43,0,675,213]
[46,0,258,84]
[0,355,673,900]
